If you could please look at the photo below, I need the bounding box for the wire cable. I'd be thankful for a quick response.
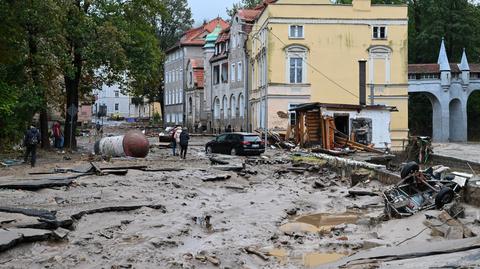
[266,28,360,98]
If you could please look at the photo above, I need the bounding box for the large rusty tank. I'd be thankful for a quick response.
[94,130,150,158]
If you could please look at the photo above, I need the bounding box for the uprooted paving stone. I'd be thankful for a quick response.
[0,228,53,252]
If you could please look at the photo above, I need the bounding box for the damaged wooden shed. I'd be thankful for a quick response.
[290,103,398,150]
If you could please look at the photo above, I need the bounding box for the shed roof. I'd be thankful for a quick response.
[290,102,398,112]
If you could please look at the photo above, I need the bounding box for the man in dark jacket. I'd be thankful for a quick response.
[179,129,190,159]
[24,125,41,167]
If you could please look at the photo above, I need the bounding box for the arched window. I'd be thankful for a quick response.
[188,97,193,115]
[230,95,236,118]
[223,95,228,119]
[285,45,308,84]
[239,94,245,117]
[368,45,392,84]
[214,97,220,119]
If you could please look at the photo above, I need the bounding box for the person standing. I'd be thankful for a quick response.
[173,126,182,156]
[23,125,41,167]
[52,121,63,149]
[179,129,190,159]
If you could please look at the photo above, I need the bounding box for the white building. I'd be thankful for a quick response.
[93,83,151,121]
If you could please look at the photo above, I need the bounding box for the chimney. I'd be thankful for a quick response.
[358,60,367,106]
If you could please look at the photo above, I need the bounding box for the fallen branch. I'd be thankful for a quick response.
[244,247,270,261]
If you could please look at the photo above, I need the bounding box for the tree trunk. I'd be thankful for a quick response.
[27,27,50,149]
[39,109,49,148]
[63,45,82,150]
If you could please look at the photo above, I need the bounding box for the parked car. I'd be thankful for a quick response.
[158,127,175,143]
[383,162,468,218]
[205,132,265,156]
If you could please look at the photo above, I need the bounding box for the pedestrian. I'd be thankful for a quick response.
[52,121,63,149]
[173,126,182,156]
[95,121,103,141]
[23,124,41,167]
[179,129,190,159]
[226,125,232,133]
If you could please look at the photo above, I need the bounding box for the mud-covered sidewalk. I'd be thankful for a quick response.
[0,136,480,268]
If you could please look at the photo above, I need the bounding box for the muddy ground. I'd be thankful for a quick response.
[0,133,480,268]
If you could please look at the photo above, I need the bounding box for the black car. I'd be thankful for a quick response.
[205,133,265,156]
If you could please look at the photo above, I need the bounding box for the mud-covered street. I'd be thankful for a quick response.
[1,135,480,269]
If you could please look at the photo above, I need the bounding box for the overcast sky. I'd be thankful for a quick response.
[187,0,238,25]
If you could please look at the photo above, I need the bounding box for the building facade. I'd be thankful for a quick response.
[93,83,153,121]
[164,18,229,127]
[185,59,205,131]
[248,0,409,150]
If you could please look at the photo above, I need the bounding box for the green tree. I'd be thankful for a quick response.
[56,0,166,149]
[155,0,193,118]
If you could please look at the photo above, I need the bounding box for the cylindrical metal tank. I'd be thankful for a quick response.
[94,130,149,158]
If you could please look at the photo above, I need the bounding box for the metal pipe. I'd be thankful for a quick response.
[94,130,150,158]
[359,59,367,106]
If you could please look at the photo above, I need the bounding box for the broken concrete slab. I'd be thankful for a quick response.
[0,228,53,252]
[71,204,166,220]
[0,207,56,220]
[321,236,480,268]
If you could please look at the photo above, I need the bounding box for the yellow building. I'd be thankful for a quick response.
[248,0,408,150]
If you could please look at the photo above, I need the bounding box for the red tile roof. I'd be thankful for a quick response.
[168,18,229,51]
[216,27,230,44]
[409,63,480,74]
[238,9,262,22]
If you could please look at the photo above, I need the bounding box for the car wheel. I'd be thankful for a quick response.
[435,187,454,208]
[400,161,420,179]
[206,146,212,154]
[230,148,237,156]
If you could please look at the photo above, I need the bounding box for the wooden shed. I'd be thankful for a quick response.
[290,103,397,150]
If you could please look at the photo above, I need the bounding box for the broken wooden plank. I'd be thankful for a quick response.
[245,247,270,261]
[101,169,128,176]
[348,190,379,197]
[202,175,231,182]
[142,168,184,172]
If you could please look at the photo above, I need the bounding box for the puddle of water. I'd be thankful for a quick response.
[279,212,359,233]
[303,253,345,268]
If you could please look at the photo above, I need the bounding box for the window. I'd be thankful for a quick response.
[239,94,245,117]
[179,89,183,103]
[114,91,119,97]
[290,58,303,84]
[166,114,170,123]
[231,63,236,82]
[180,68,183,81]
[217,134,227,142]
[115,103,119,111]
[214,98,221,119]
[373,26,387,39]
[178,113,183,123]
[189,71,193,85]
[237,62,243,81]
[289,25,304,39]
[213,65,220,85]
[230,95,236,118]
[286,45,308,84]
[188,97,193,115]
[288,104,299,126]
[221,63,228,83]
[223,96,228,119]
